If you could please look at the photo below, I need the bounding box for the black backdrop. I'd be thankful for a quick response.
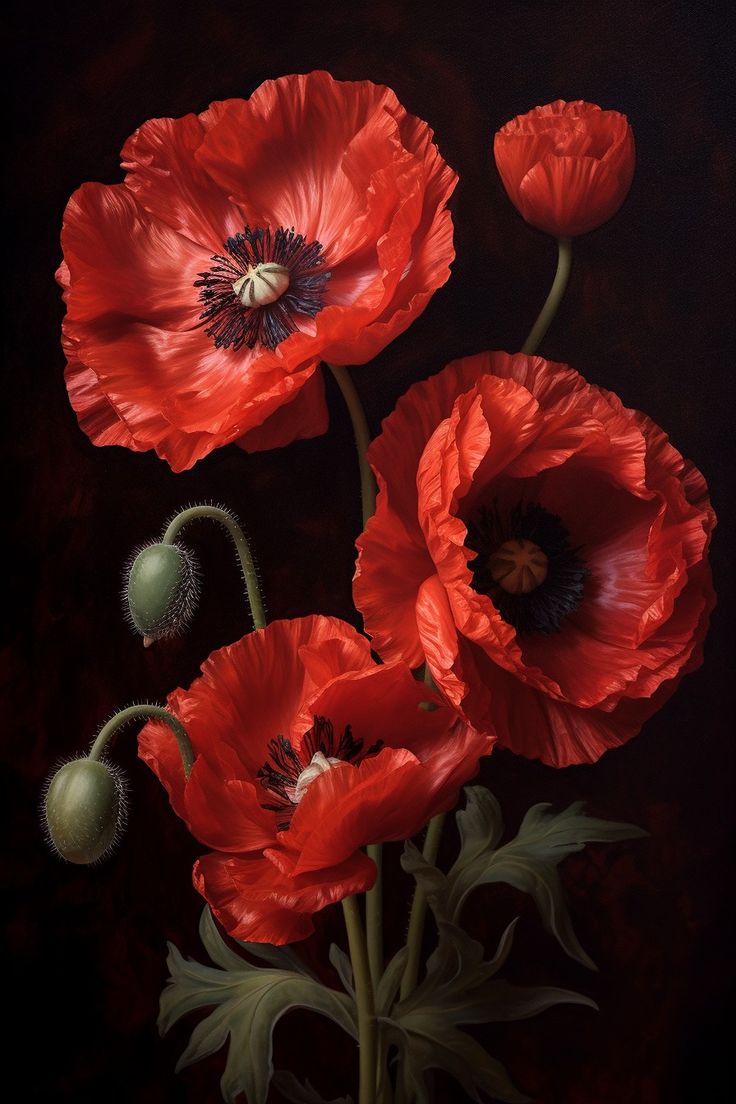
[4,1,734,1101]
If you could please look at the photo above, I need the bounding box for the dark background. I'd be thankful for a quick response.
[3,1,734,1101]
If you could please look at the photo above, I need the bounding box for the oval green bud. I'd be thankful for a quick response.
[44,758,124,864]
[125,542,199,641]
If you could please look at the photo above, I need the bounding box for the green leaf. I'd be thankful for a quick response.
[329,942,354,998]
[159,908,357,1104]
[272,1070,353,1104]
[443,787,647,969]
[400,839,452,921]
[385,916,595,1103]
[374,945,408,1018]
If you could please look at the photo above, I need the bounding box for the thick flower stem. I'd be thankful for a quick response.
[325,363,378,526]
[326,361,384,995]
[88,704,194,779]
[342,895,378,1104]
[398,811,447,1001]
[162,505,267,630]
[521,236,573,355]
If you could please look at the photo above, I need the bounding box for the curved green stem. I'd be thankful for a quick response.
[325,363,377,526]
[88,704,194,779]
[162,505,266,630]
[521,236,573,355]
[342,895,378,1104]
[399,812,447,1001]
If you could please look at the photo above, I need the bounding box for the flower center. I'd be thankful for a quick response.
[195,226,331,352]
[256,717,382,831]
[466,501,588,634]
[489,538,548,594]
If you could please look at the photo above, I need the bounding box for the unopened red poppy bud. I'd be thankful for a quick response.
[124,541,200,642]
[494,100,635,238]
[44,758,125,864]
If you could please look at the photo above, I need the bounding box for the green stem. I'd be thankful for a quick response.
[88,704,194,779]
[399,812,447,1001]
[342,895,378,1104]
[366,843,384,990]
[521,236,573,355]
[326,361,384,1006]
[325,363,377,526]
[162,505,266,630]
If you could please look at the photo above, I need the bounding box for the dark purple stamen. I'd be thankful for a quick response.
[466,501,588,634]
[256,716,382,831]
[195,226,331,351]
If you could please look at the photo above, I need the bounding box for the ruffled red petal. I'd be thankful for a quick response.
[61,324,137,450]
[193,848,376,944]
[235,361,327,454]
[121,104,245,250]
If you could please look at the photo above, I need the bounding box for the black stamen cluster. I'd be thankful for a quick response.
[195,226,331,351]
[256,717,382,831]
[466,501,588,634]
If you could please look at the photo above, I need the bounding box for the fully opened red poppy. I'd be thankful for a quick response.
[138,616,491,943]
[58,72,457,471]
[494,100,635,237]
[354,352,715,768]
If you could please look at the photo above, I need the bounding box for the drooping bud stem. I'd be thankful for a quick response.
[89,704,194,778]
[161,505,266,631]
[43,705,193,865]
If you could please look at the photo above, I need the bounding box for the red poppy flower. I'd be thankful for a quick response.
[58,72,457,471]
[138,616,490,943]
[494,100,635,237]
[354,352,715,768]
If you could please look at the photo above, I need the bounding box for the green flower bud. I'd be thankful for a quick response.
[124,541,200,642]
[44,758,126,864]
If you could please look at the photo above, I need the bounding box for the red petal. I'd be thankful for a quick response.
[518,154,630,237]
[122,105,245,250]
[198,72,409,252]
[183,750,276,853]
[286,748,423,873]
[60,183,207,329]
[354,507,435,668]
[236,363,328,453]
[193,848,375,944]
[304,661,452,759]
[62,326,137,450]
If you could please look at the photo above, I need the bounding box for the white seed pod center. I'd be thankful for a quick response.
[233,263,290,307]
[293,751,341,804]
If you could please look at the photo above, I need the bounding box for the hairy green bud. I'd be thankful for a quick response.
[44,758,125,864]
[124,541,200,642]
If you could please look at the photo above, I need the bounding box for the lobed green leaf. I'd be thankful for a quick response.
[159,908,357,1104]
